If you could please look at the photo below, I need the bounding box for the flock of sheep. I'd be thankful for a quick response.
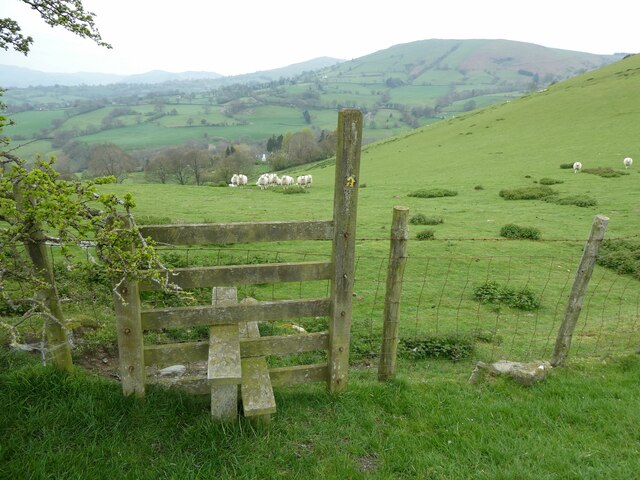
[572,156,633,173]
[229,173,313,189]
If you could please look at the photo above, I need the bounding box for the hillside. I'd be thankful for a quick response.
[2,39,626,163]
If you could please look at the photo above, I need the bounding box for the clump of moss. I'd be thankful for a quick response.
[539,177,564,185]
[546,195,597,208]
[582,167,629,178]
[499,185,557,200]
[408,188,458,198]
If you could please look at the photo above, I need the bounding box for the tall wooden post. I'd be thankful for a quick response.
[378,206,409,381]
[14,184,73,372]
[551,214,609,367]
[113,216,145,396]
[328,108,362,393]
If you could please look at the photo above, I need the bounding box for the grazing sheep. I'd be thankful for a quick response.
[296,175,307,187]
[281,175,294,188]
[304,174,313,187]
[256,174,269,190]
[230,173,239,186]
[624,157,633,169]
[237,174,248,186]
[573,161,582,173]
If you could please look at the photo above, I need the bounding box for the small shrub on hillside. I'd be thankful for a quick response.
[582,167,629,178]
[410,214,443,225]
[597,239,640,279]
[559,163,574,169]
[500,224,541,240]
[473,281,541,310]
[416,229,435,240]
[408,188,458,198]
[499,185,557,200]
[546,195,597,208]
[539,177,564,185]
[399,335,474,361]
[474,185,484,190]
[281,186,307,194]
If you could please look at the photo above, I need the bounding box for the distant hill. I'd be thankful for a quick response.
[0,57,343,88]
[326,38,625,92]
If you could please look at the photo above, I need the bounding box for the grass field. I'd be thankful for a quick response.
[2,349,639,479]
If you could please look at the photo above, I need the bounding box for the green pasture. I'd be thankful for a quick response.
[3,350,639,479]
[5,109,65,137]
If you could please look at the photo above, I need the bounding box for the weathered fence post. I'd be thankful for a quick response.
[551,214,609,367]
[378,206,409,381]
[328,108,362,393]
[13,184,73,372]
[113,215,145,396]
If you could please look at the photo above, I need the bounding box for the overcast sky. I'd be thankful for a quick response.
[1,0,637,76]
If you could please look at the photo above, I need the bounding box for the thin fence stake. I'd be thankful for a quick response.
[378,206,409,381]
[551,214,609,367]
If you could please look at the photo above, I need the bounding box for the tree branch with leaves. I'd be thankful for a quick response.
[1,0,111,55]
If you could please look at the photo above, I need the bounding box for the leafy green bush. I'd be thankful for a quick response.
[408,188,458,198]
[539,177,564,185]
[416,229,435,240]
[473,281,541,310]
[499,185,557,200]
[546,195,597,207]
[559,163,574,169]
[597,239,640,278]
[410,214,443,225]
[474,185,484,190]
[399,335,474,361]
[500,224,541,240]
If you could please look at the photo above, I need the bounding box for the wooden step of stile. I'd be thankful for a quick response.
[239,317,276,419]
[207,324,242,385]
[209,287,242,420]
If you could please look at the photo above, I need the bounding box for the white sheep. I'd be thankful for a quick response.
[573,161,582,173]
[256,174,269,190]
[237,174,248,186]
[230,173,239,186]
[623,157,633,169]
[296,175,307,187]
[304,174,313,187]
[281,175,294,188]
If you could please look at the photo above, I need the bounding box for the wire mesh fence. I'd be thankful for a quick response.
[37,236,640,377]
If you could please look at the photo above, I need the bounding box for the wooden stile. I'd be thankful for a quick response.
[115,109,362,419]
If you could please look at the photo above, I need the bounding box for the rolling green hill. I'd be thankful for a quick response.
[3,40,624,163]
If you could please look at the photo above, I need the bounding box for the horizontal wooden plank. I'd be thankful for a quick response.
[140,220,334,246]
[140,261,333,291]
[144,332,329,368]
[269,364,328,387]
[208,324,242,385]
[146,375,210,395]
[147,364,329,394]
[144,342,207,366]
[241,357,276,417]
[141,298,330,330]
[240,332,329,358]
